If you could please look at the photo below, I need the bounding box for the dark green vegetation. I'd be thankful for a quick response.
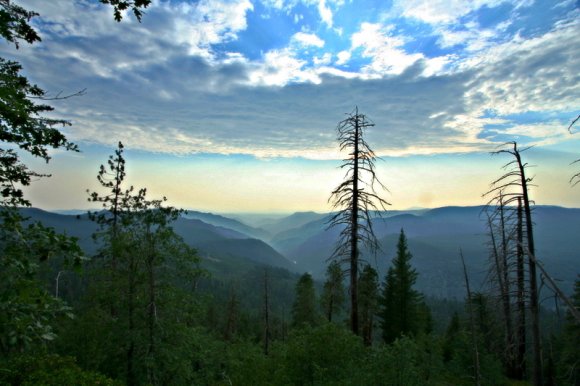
[1,2,579,385]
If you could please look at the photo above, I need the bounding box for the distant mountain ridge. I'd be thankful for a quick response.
[33,205,580,299]
[18,208,295,273]
[266,205,580,298]
[182,210,271,241]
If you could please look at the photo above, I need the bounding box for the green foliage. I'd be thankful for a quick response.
[99,0,152,22]
[0,354,121,385]
[0,209,82,356]
[441,303,507,385]
[282,323,366,385]
[320,260,345,322]
[359,264,379,345]
[555,276,580,385]
[0,0,151,207]
[380,229,426,343]
[0,0,41,47]
[0,58,76,206]
[291,273,320,328]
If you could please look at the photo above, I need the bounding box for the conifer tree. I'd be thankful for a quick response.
[379,229,423,343]
[320,261,345,323]
[291,273,319,328]
[359,264,379,346]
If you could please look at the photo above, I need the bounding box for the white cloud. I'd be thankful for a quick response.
[336,50,351,65]
[291,32,325,48]
[170,0,253,58]
[318,0,333,28]
[350,23,424,75]
[313,53,332,66]
[247,49,319,86]
[393,0,509,25]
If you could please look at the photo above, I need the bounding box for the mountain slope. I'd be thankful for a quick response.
[182,211,270,241]
[19,208,295,273]
[277,206,580,298]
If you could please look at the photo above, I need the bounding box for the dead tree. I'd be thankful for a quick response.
[515,197,526,379]
[568,114,579,186]
[484,197,516,377]
[327,107,390,335]
[484,141,542,385]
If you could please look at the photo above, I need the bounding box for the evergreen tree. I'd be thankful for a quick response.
[291,273,319,328]
[556,276,580,385]
[380,229,424,343]
[320,261,345,322]
[359,264,379,346]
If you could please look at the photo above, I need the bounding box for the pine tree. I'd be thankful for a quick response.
[379,229,423,343]
[291,273,319,328]
[359,264,379,346]
[320,261,345,323]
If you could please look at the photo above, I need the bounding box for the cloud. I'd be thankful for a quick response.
[317,0,333,28]
[4,0,578,161]
[393,0,509,25]
[350,23,424,76]
[291,32,325,48]
[336,50,351,65]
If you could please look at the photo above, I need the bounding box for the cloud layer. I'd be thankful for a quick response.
[5,0,578,159]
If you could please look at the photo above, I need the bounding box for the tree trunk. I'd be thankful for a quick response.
[350,110,360,336]
[498,199,516,377]
[127,250,136,386]
[461,250,481,386]
[515,148,542,386]
[515,197,526,379]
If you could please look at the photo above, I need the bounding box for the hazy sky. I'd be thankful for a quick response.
[5,0,579,212]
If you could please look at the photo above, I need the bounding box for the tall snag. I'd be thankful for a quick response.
[484,141,542,385]
[484,194,516,377]
[327,107,390,335]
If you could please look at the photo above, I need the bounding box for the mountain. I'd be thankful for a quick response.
[275,206,580,298]
[258,211,327,237]
[18,208,295,273]
[20,205,580,300]
[181,211,270,241]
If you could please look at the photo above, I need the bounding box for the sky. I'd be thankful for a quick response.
[3,0,579,213]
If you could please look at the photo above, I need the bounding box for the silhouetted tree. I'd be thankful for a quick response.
[568,114,580,187]
[320,260,345,323]
[484,195,517,377]
[485,141,542,385]
[327,107,389,335]
[379,229,423,343]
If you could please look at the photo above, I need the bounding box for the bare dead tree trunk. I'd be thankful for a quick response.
[350,114,360,335]
[327,107,389,336]
[515,197,526,379]
[498,198,516,377]
[484,142,543,385]
[461,250,481,386]
[514,145,543,386]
